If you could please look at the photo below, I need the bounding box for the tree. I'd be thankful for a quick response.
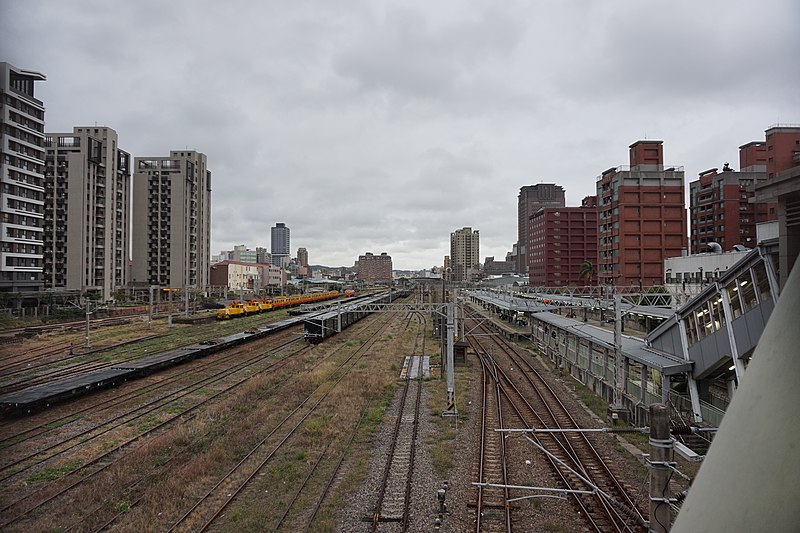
[578,260,595,285]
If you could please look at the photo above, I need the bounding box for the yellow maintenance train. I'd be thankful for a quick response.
[216,290,342,319]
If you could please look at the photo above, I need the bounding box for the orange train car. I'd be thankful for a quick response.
[216,290,340,320]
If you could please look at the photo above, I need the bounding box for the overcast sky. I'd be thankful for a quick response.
[3,1,798,270]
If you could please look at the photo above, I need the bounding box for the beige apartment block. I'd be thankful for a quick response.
[131,151,211,291]
[450,227,480,282]
[44,127,131,301]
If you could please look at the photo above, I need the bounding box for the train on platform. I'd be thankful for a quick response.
[216,290,343,319]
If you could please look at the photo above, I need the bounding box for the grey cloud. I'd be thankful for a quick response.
[333,6,525,102]
[2,0,796,269]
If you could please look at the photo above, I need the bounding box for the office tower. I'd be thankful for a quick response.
[596,140,687,288]
[1,62,46,293]
[528,197,598,287]
[450,227,480,283]
[517,184,565,274]
[131,150,211,290]
[271,222,290,267]
[43,127,131,300]
[355,252,393,283]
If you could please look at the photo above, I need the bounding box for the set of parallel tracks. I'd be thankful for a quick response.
[0,329,310,531]
[0,334,165,392]
[167,308,404,533]
[466,311,647,532]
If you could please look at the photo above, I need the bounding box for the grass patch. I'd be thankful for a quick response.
[115,501,131,513]
[542,522,571,532]
[305,412,333,433]
[29,460,83,481]
[138,415,161,432]
[572,380,608,419]
[365,389,393,427]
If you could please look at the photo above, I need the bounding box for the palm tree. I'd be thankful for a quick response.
[578,260,595,285]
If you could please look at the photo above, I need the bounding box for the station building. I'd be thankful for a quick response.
[468,240,781,428]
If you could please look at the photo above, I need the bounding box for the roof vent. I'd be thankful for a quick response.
[707,242,723,253]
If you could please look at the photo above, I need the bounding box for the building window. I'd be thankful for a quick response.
[753,261,771,303]
[727,280,743,319]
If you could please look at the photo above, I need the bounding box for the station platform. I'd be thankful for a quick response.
[400,355,430,379]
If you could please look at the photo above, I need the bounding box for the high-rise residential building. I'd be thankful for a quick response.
[271,222,290,267]
[528,197,598,287]
[765,125,800,180]
[355,252,392,283]
[596,140,687,288]
[255,246,271,264]
[689,162,774,254]
[450,227,480,283]
[297,247,308,267]
[754,124,800,288]
[43,127,131,300]
[232,244,258,263]
[131,150,211,290]
[517,184,565,274]
[1,62,46,293]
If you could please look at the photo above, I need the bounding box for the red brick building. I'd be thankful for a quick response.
[689,160,774,254]
[688,127,798,254]
[596,140,687,288]
[516,184,565,274]
[355,252,393,284]
[765,125,800,180]
[528,197,598,287]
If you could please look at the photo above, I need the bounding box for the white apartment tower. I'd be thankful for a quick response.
[450,227,480,282]
[0,63,46,293]
[131,150,211,290]
[43,127,131,301]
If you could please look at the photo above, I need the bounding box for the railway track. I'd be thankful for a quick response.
[474,353,512,533]
[466,312,648,532]
[369,318,425,531]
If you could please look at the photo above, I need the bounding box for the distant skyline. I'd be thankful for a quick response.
[2,1,797,270]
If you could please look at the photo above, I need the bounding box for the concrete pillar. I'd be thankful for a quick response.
[649,403,672,532]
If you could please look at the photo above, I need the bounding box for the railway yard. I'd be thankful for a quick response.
[0,291,697,532]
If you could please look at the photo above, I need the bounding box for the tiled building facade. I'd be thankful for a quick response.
[0,63,46,293]
[131,151,211,290]
[356,252,392,283]
[450,227,480,282]
[43,127,131,301]
[596,140,687,288]
[517,184,565,274]
[528,198,598,287]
